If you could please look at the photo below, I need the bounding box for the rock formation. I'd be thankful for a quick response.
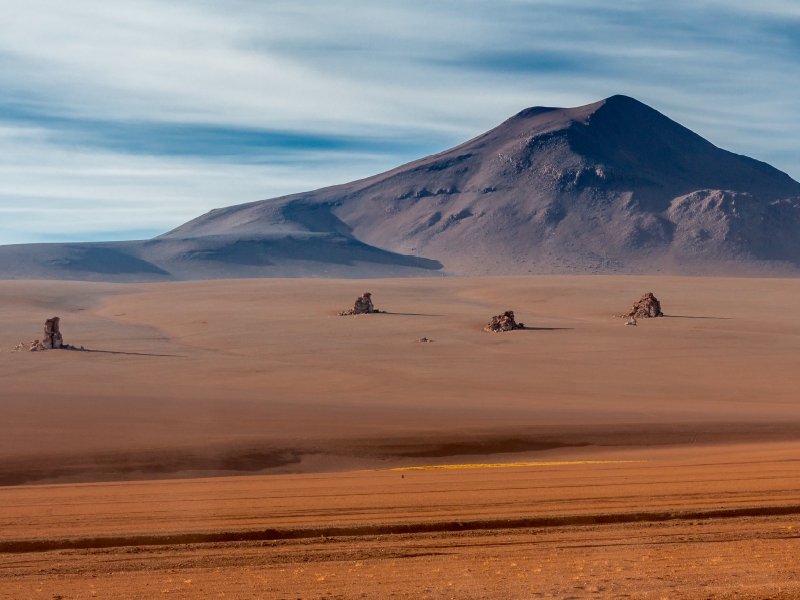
[625,293,664,318]
[43,317,64,348]
[339,292,383,315]
[28,317,64,351]
[484,310,525,332]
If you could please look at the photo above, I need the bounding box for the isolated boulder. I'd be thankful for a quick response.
[42,317,64,348]
[625,293,664,318]
[484,310,524,332]
[339,292,383,315]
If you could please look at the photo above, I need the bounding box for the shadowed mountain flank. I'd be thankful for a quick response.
[2,95,800,280]
[0,235,442,282]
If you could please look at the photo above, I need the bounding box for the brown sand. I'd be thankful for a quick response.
[3,516,800,599]
[1,443,800,598]
[2,276,800,481]
[1,276,800,596]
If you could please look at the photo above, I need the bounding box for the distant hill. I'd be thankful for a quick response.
[2,95,800,281]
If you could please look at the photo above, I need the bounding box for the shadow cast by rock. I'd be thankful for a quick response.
[63,347,182,357]
[383,312,445,317]
[663,315,733,320]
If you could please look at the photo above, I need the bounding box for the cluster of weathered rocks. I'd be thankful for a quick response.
[24,317,83,351]
[29,317,64,351]
[334,291,668,334]
[6,291,670,356]
[338,292,385,316]
[625,292,664,319]
[484,310,525,332]
[11,292,666,353]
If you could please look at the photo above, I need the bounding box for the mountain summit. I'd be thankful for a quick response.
[3,95,800,280]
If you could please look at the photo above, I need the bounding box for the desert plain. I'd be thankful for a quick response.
[1,275,800,598]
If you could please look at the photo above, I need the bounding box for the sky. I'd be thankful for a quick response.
[2,0,799,245]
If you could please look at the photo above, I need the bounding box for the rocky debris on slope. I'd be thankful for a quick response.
[43,317,64,348]
[339,292,384,315]
[625,293,664,318]
[484,310,525,332]
[29,340,47,351]
[625,318,638,326]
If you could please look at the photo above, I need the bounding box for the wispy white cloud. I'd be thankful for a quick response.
[1,0,799,243]
[0,124,403,244]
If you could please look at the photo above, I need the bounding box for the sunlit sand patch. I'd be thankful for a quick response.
[391,460,646,471]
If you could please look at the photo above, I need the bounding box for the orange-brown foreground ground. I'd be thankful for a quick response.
[1,276,800,597]
[2,445,800,598]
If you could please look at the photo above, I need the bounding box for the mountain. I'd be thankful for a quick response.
[2,95,800,281]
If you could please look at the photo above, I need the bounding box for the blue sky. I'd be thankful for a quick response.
[2,0,799,244]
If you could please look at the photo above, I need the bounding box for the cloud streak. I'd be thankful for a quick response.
[1,0,799,243]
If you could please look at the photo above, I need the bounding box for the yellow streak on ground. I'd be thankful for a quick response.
[391,460,647,471]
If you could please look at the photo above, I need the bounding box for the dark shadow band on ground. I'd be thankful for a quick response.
[0,449,302,487]
[3,504,800,554]
[663,315,733,320]
[391,439,590,458]
[382,312,445,317]
[3,421,800,487]
[64,348,183,357]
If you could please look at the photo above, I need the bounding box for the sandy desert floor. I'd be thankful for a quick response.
[1,276,800,597]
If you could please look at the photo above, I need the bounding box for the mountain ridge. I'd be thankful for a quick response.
[2,95,800,281]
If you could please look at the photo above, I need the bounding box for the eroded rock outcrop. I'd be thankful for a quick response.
[43,317,63,348]
[28,317,64,351]
[625,293,664,318]
[339,292,384,315]
[484,310,524,332]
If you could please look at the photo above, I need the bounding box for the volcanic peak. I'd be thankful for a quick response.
[2,95,800,280]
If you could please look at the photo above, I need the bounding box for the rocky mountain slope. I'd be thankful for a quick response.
[2,95,799,280]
